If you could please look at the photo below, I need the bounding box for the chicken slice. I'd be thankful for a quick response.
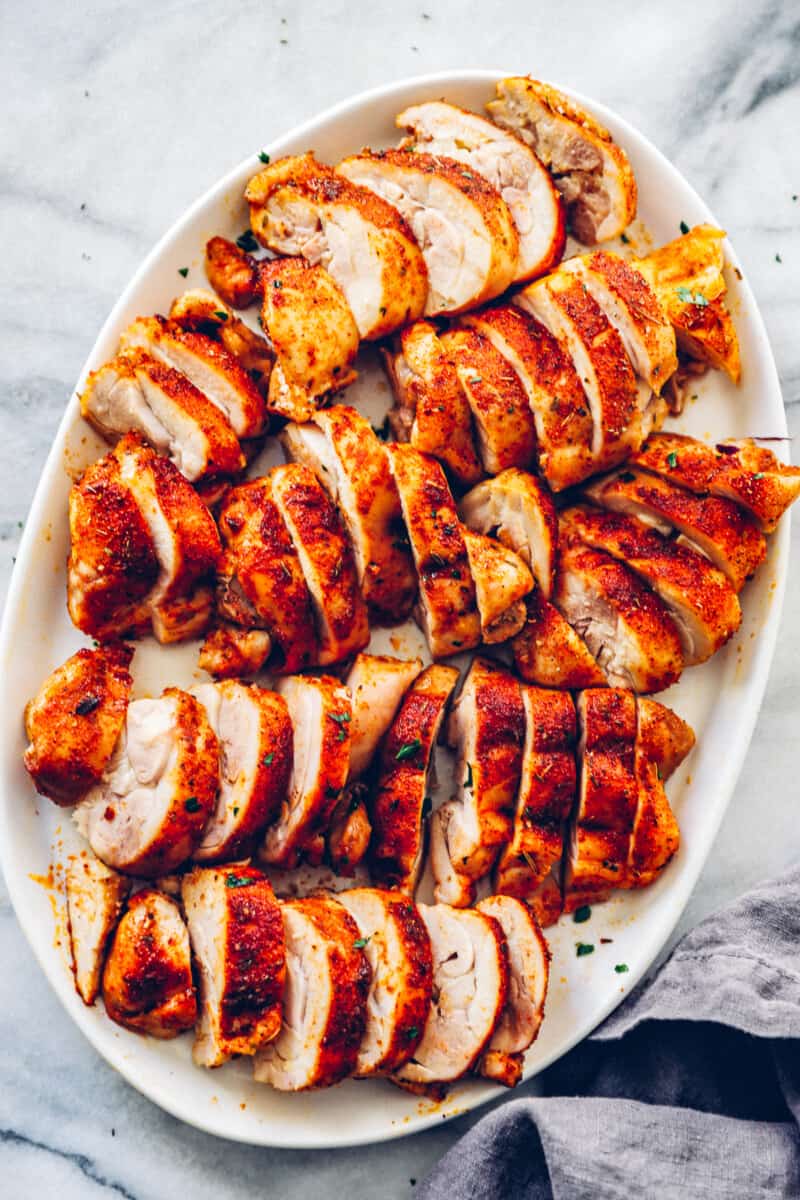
[102,888,196,1037]
[386,444,481,657]
[560,251,677,391]
[493,687,576,921]
[271,462,370,666]
[169,288,273,384]
[476,895,550,1087]
[280,404,417,623]
[393,904,508,1088]
[459,468,558,598]
[369,664,459,893]
[626,719,681,891]
[637,697,696,781]
[80,349,245,484]
[487,77,637,243]
[338,149,518,315]
[66,852,130,1005]
[461,526,534,644]
[182,866,285,1066]
[346,653,424,780]
[431,659,526,906]
[75,688,219,877]
[397,99,565,282]
[338,889,433,1076]
[198,624,273,679]
[564,688,638,910]
[119,315,266,438]
[440,327,537,473]
[630,433,800,534]
[204,235,262,309]
[462,304,596,490]
[208,475,319,675]
[383,320,482,487]
[561,505,742,665]
[190,682,293,863]
[554,536,684,694]
[584,467,766,591]
[245,152,428,339]
[326,783,372,878]
[512,590,607,690]
[253,895,371,1090]
[259,675,351,867]
[24,644,133,806]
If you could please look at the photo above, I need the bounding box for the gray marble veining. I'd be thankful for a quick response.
[1,1,799,1196]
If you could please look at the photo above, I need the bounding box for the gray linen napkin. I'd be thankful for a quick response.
[420,863,800,1199]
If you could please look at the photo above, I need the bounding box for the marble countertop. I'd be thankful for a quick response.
[2,1,799,1195]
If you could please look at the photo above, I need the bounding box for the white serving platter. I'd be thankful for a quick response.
[0,70,789,1148]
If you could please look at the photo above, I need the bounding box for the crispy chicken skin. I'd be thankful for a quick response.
[386,444,481,657]
[638,697,696,780]
[512,590,607,690]
[102,888,196,1038]
[631,433,800,534]
[397,99,565,282]
[76,688,219,877]
[393,904,508,1088]
[119,315,267,439]
[494,687,576,919]
[441,327,537,474]
[253,895,371,1091]
[245,152,428,339]
[487,77,637,243]
[584,467,766,591]
[554,536,684,694]
[564,688,639,910]
[461,526,533,644]
[271,462,369,667]
[338,148,519,315]
[627,724,681,890]
[80,349,245,484]
[462,304,596,491]
[182,866,285,1066]
[259,675,352,868]
[24,644,133,805]
[459,468,559,599]
[281,404,417,623]
[66,852,130,1005]
[190,683,293,863]
[562,505,742,666]
[370,664,459,893]
[207,474,319,676]
[259,257,359,421]
[169,288,274,384]
[338,888,433,1076]
[204,236,262,309]
[431,658,526,906]
[383,321,482,487]
[476,895,550,1087]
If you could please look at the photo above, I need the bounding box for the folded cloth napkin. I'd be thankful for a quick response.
[419,863,800,1200]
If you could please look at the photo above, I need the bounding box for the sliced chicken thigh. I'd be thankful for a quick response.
[511,589,607,690]
[168,288,274,384]
[338,149,519,315]
[637,697,696,781]
[253,895,371,1090]
[75,688,219,877]
[461,526,533,644]
[338,889,433,1076]
[346,653,424,780]
[182,866,285,1066]
[397,99,565,282]
[459,468,558,598]
[66,852,130,1005]
[203,236,262,309]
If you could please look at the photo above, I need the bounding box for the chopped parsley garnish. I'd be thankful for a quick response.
[272,279,283,289]
[404,1024,419,1039]
[666,451,679,469]
[754,472,765,480]
[680,220,690,235]
[379,306,387,316]
[262,752,274,766]
[464,762,474,789]
[258,150,271,164]
[353,936,371,949]
[225,874,253,888]
[214,310,228,321]
[615,963,629,974]
[576,942,595,957]
[620,232,629,244]
[74,695,100,716]
[396,738,421,762]
[573,905,592,924]
[184,796,201,813]
[232,806,239,817]
[329,711,351,724]
[776,253,782,263]
[676,286,708,307]
[236,229,259,253]
[178,266,189,278]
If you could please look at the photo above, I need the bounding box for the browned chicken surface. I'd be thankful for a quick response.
[169,288,273,384]
[66,852,130,1005]
[102,888,197,1038]
[638,697,696,780]
[512,589,607,690]
[24,644,133,805]
[182,866,286,1066]
[459,468,559,599]
[204,236,262,309]
[461,526,533,645]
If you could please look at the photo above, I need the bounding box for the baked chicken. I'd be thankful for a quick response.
[512,590,607,691]
[66,852,130,1005]
[459,468,559,598]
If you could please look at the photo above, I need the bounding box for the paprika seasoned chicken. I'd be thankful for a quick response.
[397,99,565,282]
[338,888,433,1076]
[102,889,196,1038]
[462,526,533,644]
[253,895,371,1091]
[182,866,286,1067]
[245,152,428,339]
[190,682,293,863]
[24,644,133,805]
[75,688,219,877]
[169,287,273,383]
[338,149,519,315]
[280,404,417,623]
[487,77,637,243]
[512,590,607,691]
[203,236,262,309]
[459,468,559,598]
[66,852,130,1005]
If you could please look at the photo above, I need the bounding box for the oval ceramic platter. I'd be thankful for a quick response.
[0,70,789,1148]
